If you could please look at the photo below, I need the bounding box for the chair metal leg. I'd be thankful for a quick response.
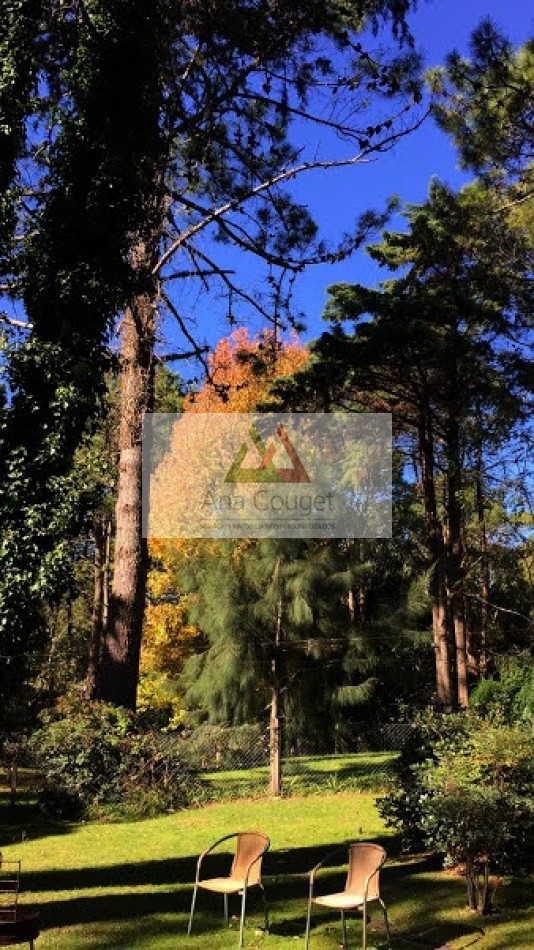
[304,895,313,950]
[238,885,247,950]
[341,910,347,949]
[379,898,391,946]
[187,882,198,936]
[259,883,269,932]
[224,893,229,925]
[362,901,367,950]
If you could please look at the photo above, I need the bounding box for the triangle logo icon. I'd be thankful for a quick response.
[225,424,311,483]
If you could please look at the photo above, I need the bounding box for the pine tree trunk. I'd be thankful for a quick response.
[419,413,454,709]
[475,442,490,676]
[95,245,157,709]
[103,517,112,632]
[447,422,469,709]
[270,674,282,797]
[358,541,366,623]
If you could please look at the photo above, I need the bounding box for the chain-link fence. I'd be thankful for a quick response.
[150,721,414,799]
[1,721,414,811]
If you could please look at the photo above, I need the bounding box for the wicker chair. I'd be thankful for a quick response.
[305,842,390,950]
[187,832,270,949]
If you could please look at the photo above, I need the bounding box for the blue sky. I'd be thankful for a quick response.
[164,0,533,368]
[1,1,531,375]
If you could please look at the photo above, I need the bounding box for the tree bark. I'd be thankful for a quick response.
[475,440,490,676]
[270,669,282,797]
[419,410,454,709]
[94,244,158,708]
[270,572,283,797]
[446,404,469,708]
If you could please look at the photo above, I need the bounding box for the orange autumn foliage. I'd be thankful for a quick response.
[141,330,309,721]
[184,328,309,413]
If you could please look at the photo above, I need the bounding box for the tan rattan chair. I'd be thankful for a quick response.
[305,842,390,950]
[187,831,270,949]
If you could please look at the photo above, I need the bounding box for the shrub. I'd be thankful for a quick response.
[378,709,472,851]
[30,698,205,818]
[116,732,209,817]
[380,710,534,913]
[419,721,534,912]
[471,657,534,725]
[31,698,130,814]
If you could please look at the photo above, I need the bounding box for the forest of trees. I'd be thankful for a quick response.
[0,3,532,755]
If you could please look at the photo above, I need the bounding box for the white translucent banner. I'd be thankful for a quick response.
[143,413,392,538]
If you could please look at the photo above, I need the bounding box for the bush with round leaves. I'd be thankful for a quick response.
[378,709,473,851]
[418,721,534,912]
[380,710,534,913]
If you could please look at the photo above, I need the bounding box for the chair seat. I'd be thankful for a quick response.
[314,891,369,910]
[199,877,246,895]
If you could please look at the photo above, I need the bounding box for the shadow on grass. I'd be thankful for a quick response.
[283,754,397,783]
[0,789,73,848]
[202,753,398,798]
[22,837,396,896]
[267,856,486,947]
[15,837,534,949]
[30,859,489,950]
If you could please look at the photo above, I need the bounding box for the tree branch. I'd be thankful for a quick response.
[0,313,32,330]
[154,104,427,276]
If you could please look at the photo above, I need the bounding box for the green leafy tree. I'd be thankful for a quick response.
[419,720,534,913]
[29,366,184,707]
[430,19,534,243]
[0,0,43,275]
[1,0,177,706]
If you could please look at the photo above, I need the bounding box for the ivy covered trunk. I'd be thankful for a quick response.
[86,515,111,697]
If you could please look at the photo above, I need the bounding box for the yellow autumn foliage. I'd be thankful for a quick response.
[140,330,309,720]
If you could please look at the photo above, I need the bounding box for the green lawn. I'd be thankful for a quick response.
[201,751,398,798]
[1,776,532,949]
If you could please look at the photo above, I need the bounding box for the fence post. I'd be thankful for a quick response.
[9,761,18,806]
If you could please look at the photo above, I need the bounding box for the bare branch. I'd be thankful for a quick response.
[0,313,32,330]
[161,268,235,282]
[184,243,275,324]
[154,104,427,276]
[495,189,534,214]
[161,292,213,382]
[157,348,209,362]
[464,591,534,627]
[154,151,367,274]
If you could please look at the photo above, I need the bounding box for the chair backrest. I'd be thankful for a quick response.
[0,855,20,923]
[231,833,270,886]
[345,843,386,901]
